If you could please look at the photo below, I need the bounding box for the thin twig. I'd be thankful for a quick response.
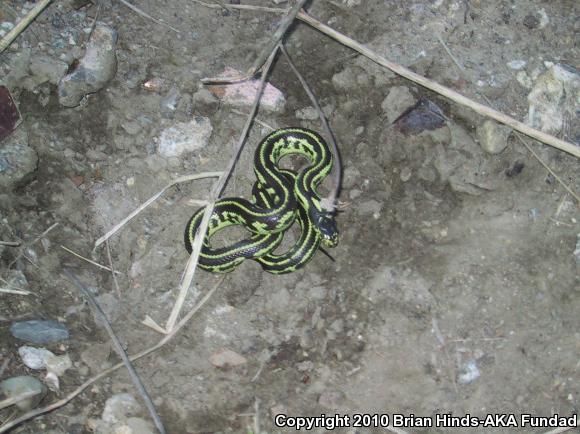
[192,0,285,13]
[116,0,180,34]
[295,10,580,158]
[193,2,580,157]
[60,245,123,275]
[94,172,221,248]
[0,277,223,433]
[0,241,20,247]
[62,269,166,434]
[201,0,305,83]
[0,357,9,378]
[163,45,280,334]
[436,34,465,71]
[0,0,53,53]
[280,43,342,212]
[105,240,121,297]
[245,0,307,79]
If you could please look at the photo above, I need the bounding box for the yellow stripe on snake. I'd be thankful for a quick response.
[184,128,339,274]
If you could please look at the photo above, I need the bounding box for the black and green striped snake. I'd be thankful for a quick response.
[184,127,338,274]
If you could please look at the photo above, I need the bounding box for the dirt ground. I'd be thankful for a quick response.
[1,0,579,433]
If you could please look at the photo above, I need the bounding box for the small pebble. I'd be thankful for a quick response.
[10,319,70,344]
[295,106,319,120]
[476,120,512,154]
[458,360,480,384]
[209,348,247,369]
[400,167,412,182]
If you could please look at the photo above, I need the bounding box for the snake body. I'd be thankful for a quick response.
[184,128,338,274]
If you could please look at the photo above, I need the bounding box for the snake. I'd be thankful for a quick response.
[184,127,338,274]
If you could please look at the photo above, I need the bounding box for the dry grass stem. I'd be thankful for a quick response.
[94,172,221,248]
[192,0,284,13]
[105,240,121,296]
[63,269,167,434]
[0,241,20,247]
[436,34,465,71]
[116,0,180,34]
[0,277,222,433]
[231,109,275,130]
[163,46,280,334]
[60,245,123,275]
[0,287,32,296]
[0,0,53,53]
[0,390,40,412]
[296,11,580,158]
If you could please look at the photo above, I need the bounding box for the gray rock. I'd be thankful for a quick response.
[58,23,118,107]
[0,129,38,191]
[209,348,247,369]
[476,120,512,154]
[157,116,212,157]
[10,319,70,344]
[0,375,47,411]
[381,86,417,123]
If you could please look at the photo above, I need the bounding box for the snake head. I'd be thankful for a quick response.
[315,212,339,247]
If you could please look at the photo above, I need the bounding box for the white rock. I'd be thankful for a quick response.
[527,64,579,134]
[19,346,54,370]
[18,346,72,376]
[157,116,212,158]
